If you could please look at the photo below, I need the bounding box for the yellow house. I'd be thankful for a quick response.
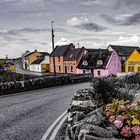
[7,65,16,72]
[125,49,140,73]
[3,62,16,72]
[22,50,42,69]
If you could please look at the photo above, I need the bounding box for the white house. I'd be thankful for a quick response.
[29,53,50,73]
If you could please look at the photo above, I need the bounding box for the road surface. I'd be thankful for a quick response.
[0,82,90,140]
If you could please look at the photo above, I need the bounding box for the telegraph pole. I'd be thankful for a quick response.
[51,21,56,76]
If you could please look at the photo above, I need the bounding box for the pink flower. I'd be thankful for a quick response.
[109,115,116,123]
[116,115,125,123]
[121,126,132,137]
[114,120,123,129]
[105,104,113,111]
[134,135,140,140]
[118,105,126,112]
[105,111,112,118]
[131,125,140,135]
[130,103,137,109]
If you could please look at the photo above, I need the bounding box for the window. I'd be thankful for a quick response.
[128,66,134,72]
[70,54,73,58]
[59,65,61,71]
[58,57,60,62]
[97,71,100,76]
[70,66,73,72]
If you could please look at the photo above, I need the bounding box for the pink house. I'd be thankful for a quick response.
[77,49,122,77]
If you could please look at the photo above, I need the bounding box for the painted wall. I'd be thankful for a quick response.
[125,49,140,73]
[94,69,109,77]
[30,64,42,72]
[22,51,41,69]
[50,56,64,73]
[64,61,77,74]
[94,50,122,77]
[107,50,122,75]
[41,64,50,72]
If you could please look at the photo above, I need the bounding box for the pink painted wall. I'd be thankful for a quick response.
[94,50,122,77]
[94,69,109,77]
[76,69,92,74]
[76,69,84,74]
[106,50,122,75]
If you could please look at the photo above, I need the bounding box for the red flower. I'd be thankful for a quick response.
[116,115,125,123]
[109,115,116,123]
[121,126,132,137]
[131,126,140,135]
[114,120,123,129]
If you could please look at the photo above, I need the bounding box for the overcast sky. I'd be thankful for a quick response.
[1,0,140,58]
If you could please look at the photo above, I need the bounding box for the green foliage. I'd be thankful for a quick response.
[90,77,134,105]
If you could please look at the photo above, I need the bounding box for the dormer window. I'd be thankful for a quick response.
[82,60,88,66]
[70,54,73,58]
[97,60,103,65]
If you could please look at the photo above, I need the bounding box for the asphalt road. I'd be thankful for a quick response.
[0,82,90,140]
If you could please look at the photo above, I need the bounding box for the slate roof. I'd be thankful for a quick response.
[40,52,49,56]
[78,49,112,69]
[23,50,49,58]
[31,57,44,65]
[50,44,73,57]
[108,45,139,56]
[23,50,37,57]
[64,48,83,61]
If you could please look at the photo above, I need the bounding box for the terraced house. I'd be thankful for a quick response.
[125,49,140,73]
[78,49,122,77]
[108,45,139,72]
[29,52,50,72]
[64,47,85,74]
[49,43,75,73]
[22,50,42,69]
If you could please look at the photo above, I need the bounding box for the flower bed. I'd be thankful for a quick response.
[104,99,140,140]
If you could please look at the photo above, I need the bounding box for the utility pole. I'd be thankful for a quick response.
[51,21,56,76]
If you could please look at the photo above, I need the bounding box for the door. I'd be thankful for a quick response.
[65,66,67,73]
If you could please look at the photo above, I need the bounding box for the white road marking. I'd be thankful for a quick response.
[49,114,68,140]
[41,110,67,140]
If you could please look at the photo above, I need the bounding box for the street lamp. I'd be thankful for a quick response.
[51,21,56,76]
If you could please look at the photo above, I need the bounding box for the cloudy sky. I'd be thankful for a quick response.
[1,0,140,58]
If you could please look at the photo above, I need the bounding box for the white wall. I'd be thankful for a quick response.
[41,56,49,64]
[29,64,42,72]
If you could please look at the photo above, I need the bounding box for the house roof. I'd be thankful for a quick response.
[22,51,30,57]
[31,57,44,65]
[40,52,49,56]
[23,50,49,58]
[108,45,139,56]
[64,48,83,61]
[50,44,74,57]
[78,49,112,69]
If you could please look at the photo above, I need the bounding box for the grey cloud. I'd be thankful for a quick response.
[75,23,106,32]
[102,13,140,26]
[80,0,140,8]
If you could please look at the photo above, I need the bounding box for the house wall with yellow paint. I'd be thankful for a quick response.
[27,51,42,65]
[23,51,42,69]
[125,49,140,73]
[41,64,49,72]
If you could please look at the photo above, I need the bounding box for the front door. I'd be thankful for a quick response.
[65,66,67,73]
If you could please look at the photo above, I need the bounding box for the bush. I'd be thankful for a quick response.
[90,77,135,105]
